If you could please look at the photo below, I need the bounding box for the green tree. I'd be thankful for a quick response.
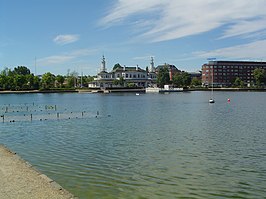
[253,68,265,87]
[0,67,39,90]
[156,67,170,88]
[0,68,14,90]
[127,83,136,88]
[41,72,55,89]
[56,75,65,88]
[181,72,191,87]
[172,72,191,87]
[33,76,40,89]
[25,74,34,89]
[190,77,202,87]
[119,77,125,86]
[13,74,27,90]
[13,66,31,75]
[113,79,120,85]
[172,73,183,87]
[0,69,8,89]
[87,76,94,83]
[233,77,244,88]
[113,77,125,86]
[79,76,94,87]
[66,71,78,88]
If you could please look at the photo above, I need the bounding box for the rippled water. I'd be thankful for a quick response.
[0,92,266,198]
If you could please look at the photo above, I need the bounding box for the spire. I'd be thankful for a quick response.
[100,55,106,72]
[149,56,155,72]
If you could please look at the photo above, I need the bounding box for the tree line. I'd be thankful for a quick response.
[1,65,265,90]
[156,67,201,88]
[0,66,94,91]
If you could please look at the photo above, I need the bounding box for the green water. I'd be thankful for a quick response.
[0,92,265,198]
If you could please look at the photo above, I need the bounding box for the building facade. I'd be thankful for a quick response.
[88,56,157,88]
[202,61,266,87]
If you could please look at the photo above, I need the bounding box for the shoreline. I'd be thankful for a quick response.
[146,87,266,93]
[0,90,78,94]
[188,87,266,92]
[0,144,77,199]
[0,88,265,94]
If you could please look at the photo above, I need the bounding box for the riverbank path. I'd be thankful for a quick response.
[0,145,77,199]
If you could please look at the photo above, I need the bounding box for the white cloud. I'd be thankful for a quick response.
[53,34,79,45]
[38,48,98,65]
[220,17,266,39]
[99,0,162,26]
[38,55,73,65]
[194,40,266,60]
[100,0,266,42]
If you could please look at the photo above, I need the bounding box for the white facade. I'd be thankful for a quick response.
[89,57,157,88]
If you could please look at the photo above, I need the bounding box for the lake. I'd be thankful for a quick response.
[0,91,265,199]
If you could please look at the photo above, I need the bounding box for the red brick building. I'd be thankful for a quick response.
[202,61,266,87]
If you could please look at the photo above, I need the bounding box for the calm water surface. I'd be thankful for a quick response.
[0,92,265,199]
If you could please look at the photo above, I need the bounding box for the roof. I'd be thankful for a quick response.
[111,66,146,73]
[206,61,266,65]
[156,64,180,71]
[98,71,108,74]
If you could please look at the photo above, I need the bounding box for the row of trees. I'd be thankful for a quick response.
[0,66,40,90]
[0,66,94,91]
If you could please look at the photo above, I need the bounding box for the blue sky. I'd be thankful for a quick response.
[1,0,266,75]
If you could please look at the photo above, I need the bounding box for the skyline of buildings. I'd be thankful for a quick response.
[88,56,265,89]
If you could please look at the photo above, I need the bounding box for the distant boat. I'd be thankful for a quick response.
[136,93,140,96]
[209,67,215,103]
[209,98,215,103]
